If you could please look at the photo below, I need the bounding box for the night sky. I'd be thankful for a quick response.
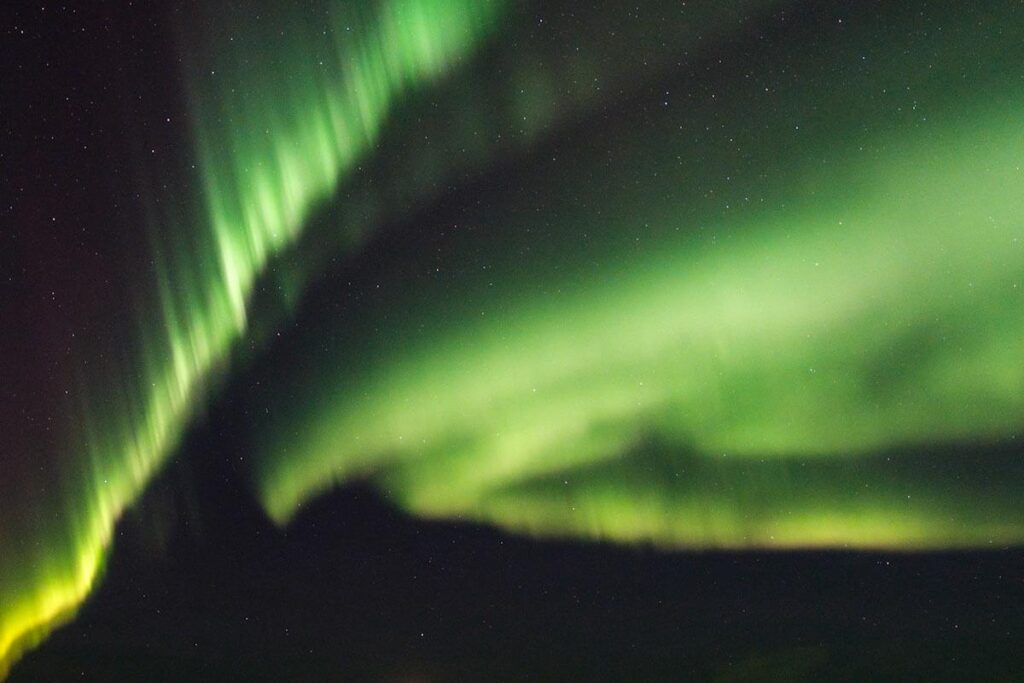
[2,1,1023,680]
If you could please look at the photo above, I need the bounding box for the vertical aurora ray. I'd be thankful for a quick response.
[186,0,509,331]
[247,0,1024,547]
[0,0,506,675]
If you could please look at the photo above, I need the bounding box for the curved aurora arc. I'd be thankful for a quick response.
[0,0,506,675]
[2,0,1024,678]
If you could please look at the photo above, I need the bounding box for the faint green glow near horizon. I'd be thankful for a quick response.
[0,0,505,675]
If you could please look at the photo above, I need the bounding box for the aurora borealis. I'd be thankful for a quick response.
[3,0,1023,679]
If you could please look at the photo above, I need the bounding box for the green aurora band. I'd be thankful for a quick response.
[249,0,1024,543]
[3,0,1024,677]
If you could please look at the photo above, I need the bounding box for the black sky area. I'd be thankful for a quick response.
[3,2,1024,681]
[2,1,188,490]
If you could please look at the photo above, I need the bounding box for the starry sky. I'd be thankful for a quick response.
[2,0,1023,679]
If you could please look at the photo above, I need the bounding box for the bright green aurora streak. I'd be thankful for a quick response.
[1,0,505,675]
[3,0,1024,678]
